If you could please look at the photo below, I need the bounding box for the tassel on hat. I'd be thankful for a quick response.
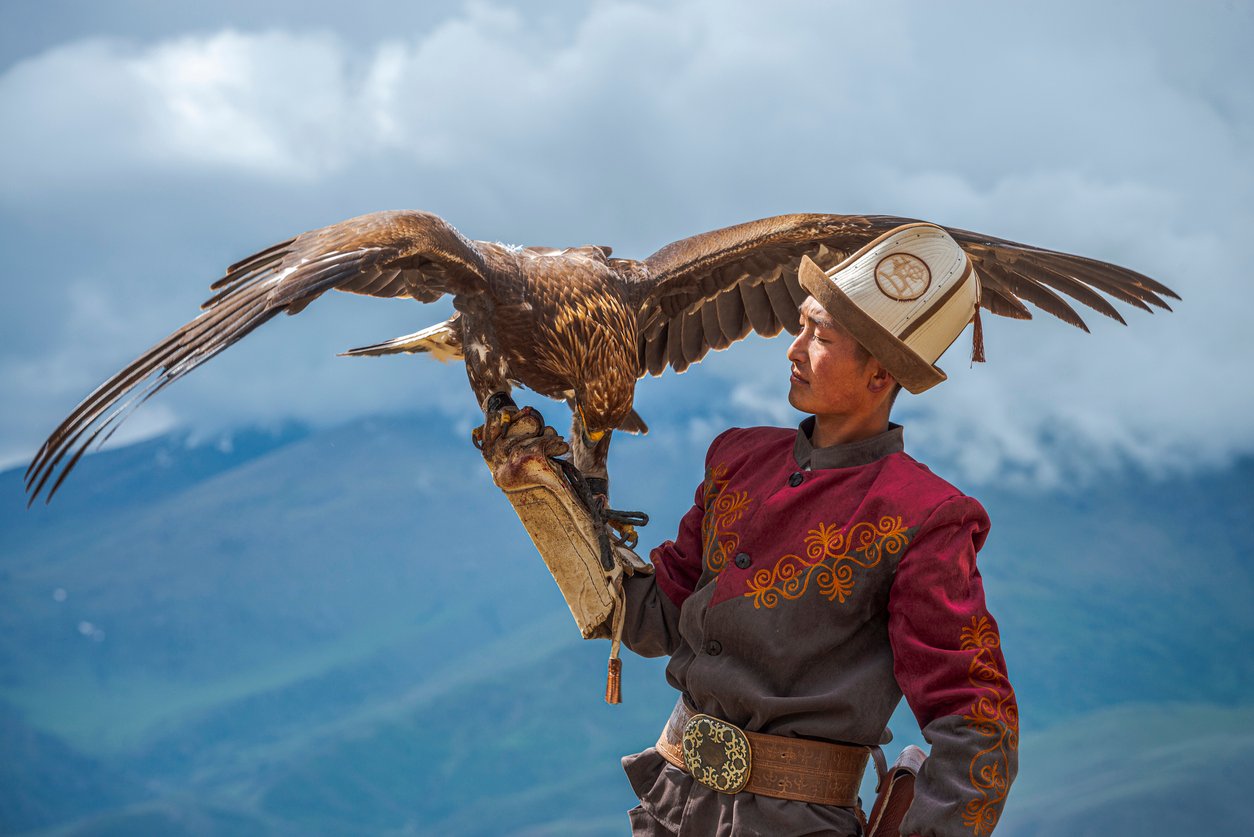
[971,306,986,364]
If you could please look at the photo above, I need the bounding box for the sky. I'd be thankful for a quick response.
[2,0,1251,489]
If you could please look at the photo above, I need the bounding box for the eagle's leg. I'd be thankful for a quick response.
[567,413,645,548]
[569,412,612,496]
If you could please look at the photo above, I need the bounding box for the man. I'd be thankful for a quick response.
[615,224,1018,836]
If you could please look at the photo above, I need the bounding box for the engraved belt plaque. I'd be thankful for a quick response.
[681,713,753,794]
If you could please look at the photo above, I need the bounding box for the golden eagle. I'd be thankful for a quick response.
[25,211,1177,503]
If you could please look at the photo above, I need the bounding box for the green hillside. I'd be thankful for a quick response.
[2,413,1251,834]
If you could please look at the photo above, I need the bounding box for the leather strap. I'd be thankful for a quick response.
[655,698,869,807]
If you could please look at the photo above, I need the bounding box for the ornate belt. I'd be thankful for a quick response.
[654,697,870,807]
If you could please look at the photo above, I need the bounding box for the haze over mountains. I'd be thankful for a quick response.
[2,411,1251,835]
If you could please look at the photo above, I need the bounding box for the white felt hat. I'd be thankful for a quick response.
[798,223,979,394]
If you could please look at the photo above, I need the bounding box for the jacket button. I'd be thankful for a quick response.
[706,640,722,656]
[734,552,751,569]
[788,471,804,487]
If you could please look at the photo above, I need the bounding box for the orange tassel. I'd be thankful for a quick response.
[971,307,986,363]
[605,657,623,704]
[605,577,626,705]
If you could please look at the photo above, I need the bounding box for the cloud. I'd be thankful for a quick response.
[1,0,1251,484]
[0,31,361,184]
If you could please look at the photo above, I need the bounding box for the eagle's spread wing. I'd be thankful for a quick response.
[635,214,1179,376]
[26,210,490,503]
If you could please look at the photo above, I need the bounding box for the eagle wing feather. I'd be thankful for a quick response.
[30,209,1181,504]
[634,214,1178,378]
[27,210,491,503]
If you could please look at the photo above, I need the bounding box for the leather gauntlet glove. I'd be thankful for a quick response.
[477,402,651,701]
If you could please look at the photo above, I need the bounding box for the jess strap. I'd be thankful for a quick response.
[654,698,870,807]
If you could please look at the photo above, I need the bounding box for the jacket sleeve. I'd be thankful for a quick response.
[888,496,1018,837]
[620,432,727,658]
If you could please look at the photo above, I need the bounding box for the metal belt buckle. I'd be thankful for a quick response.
[681,713,753,794]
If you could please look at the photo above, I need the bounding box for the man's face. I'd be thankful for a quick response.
[786,297,882,418]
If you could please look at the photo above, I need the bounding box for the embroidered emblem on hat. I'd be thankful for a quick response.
[874,253,931,301]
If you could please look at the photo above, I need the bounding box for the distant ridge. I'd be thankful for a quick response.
[2,413,1251,835]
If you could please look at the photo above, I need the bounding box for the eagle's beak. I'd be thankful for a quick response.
[578,405,607,442]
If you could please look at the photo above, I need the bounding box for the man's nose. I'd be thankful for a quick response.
[786,334,805,364]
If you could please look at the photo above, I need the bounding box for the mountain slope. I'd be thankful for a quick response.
[2,412,1251,834]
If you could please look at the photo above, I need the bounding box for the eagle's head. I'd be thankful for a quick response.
[575,374,635,442]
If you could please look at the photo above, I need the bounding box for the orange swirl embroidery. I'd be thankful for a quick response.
[700,463,752,575]
[959,615,1019,836]
[743,516,910,608]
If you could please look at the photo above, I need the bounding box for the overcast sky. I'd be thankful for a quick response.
[2,0,1250,488]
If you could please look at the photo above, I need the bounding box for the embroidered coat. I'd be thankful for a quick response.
[621,420,1018,837]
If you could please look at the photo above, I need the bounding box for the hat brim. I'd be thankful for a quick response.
[798,256,947,395]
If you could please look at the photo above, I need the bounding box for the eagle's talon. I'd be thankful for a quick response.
[504,406,544,439]
[479,403,565,464]
[609,522,638,550]
[485,391,517,413]
[600,504,649,552]
[480,404,521,449]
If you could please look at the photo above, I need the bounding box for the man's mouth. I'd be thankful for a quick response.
[790,367,808,385]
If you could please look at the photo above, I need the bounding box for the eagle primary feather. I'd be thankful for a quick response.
[26,211,1178,504]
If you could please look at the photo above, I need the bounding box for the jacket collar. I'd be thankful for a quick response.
[793,417,904,470]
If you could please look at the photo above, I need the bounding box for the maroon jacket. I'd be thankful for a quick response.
[621,420,1018,837]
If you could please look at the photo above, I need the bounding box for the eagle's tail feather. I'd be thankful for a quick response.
[618,408,648,435]
[339,319,463,363]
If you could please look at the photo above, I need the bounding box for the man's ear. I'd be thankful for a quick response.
[867,360,895,395]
